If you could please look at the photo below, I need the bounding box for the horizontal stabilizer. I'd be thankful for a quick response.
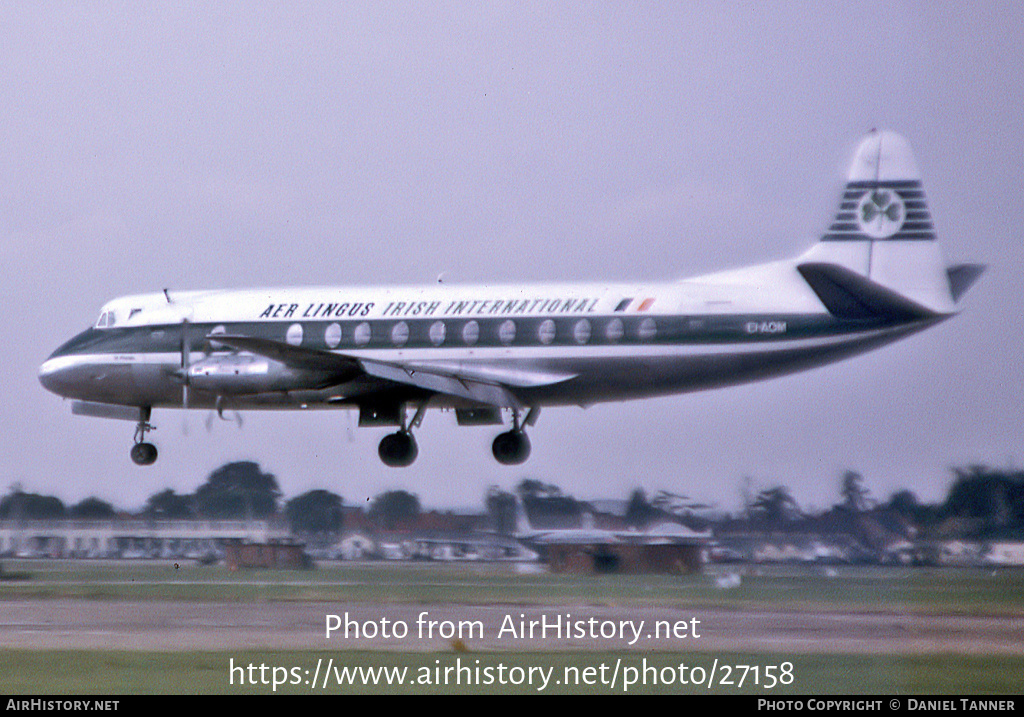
[946,263,986,302]
[796,262,938,321]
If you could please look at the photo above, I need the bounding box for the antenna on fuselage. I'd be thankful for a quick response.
[163,288,172,304]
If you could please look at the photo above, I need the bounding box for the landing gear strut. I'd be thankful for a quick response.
[131,407,158,466]
[377,403,425,468]
[491,407,538,465]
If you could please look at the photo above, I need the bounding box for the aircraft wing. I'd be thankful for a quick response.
[206,334,362,374]
[210,334,573,409]
[356,359,525,409]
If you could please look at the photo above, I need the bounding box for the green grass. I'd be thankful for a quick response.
[2,560,1023,694]
[2,649,1021,694]
[2,560,1023,616]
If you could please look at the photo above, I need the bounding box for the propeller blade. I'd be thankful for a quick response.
[208,395,245,431]
[181,318,191,434]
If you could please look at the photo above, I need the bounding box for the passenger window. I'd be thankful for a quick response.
[573,319,591,344]
[429,321,446,346]
[638,317,657,341]
[354,322,371,347]
[605,318,624,342]
[209,325,227,349]
[498,320,516,345]
[462,320,479,346]
[538,319,555,345]
[286,323,304,346]
[391,321,410,347]
[325,323,342,349]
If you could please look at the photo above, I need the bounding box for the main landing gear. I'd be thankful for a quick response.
[375,405,539,467]
[378,430,418,467]
[131,407,158,466]
[491,407,538,466]
[377,404,426,468]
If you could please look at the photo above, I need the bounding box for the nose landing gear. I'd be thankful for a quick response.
[131,407,158,466]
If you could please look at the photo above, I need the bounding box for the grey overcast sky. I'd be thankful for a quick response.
[3,2,1021,513]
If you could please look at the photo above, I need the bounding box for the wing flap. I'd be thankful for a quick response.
[358,360,524,409]
[402,360,577,388]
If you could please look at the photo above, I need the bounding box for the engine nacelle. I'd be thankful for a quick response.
[187,354,330,395]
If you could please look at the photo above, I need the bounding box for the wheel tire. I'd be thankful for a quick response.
[130,442,158,466]
[492,430,531,465]
[378,432,418,467]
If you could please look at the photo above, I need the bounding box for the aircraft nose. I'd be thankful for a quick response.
[38,355,75,397]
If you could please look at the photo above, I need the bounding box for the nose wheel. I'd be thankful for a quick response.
[130,441,158,466]
[131,407,158,466]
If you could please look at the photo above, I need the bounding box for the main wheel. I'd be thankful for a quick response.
[492,430,531,465]
[130,442,158,466]
[378,431,418,467]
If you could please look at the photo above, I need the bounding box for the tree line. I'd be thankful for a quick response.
[5,462,1024,540]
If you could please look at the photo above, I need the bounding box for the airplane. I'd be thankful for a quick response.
[38,130,984,468]
[512,497,709,546]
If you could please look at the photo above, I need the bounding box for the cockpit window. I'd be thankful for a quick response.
[95,311,117,329]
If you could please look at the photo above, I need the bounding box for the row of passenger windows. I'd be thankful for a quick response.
[264,317,658,349]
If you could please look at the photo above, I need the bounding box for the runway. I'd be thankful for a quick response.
[1,600,1020,654]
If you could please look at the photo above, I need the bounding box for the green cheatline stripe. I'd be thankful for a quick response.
[846,179,922,189]
[51,313,866,358]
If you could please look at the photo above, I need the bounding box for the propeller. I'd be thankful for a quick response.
[162,290,197,436]
[167,305,242,433]
[180,317,192,435]
[206,395,244,431]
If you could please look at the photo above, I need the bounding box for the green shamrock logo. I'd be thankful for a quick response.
[856,189,905,238]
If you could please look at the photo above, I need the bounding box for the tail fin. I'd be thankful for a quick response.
[514,496,533,536]
[800,130,960,314]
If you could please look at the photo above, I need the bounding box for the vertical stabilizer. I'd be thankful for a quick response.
[514,497,533,536]
[800,130,955,314]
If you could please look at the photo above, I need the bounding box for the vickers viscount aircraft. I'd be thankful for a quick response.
[39,131,983,467]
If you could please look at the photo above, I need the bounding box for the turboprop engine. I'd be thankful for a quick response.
[186,354,334,395]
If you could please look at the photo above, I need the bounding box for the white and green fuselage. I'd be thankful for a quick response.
[38,131,983,466]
